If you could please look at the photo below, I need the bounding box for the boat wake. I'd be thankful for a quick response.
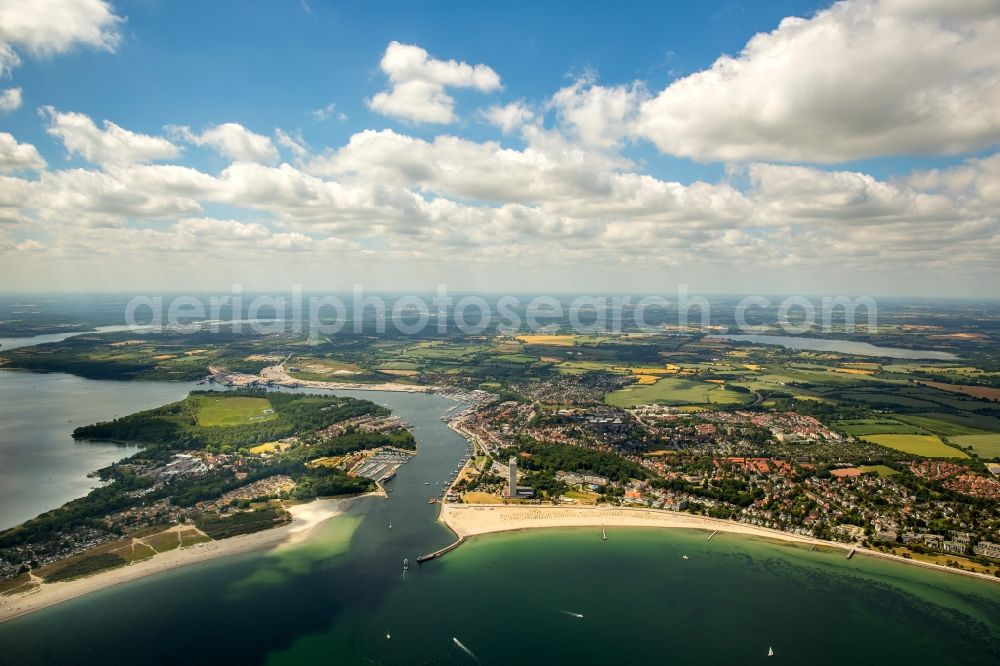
[558,609,584,618]
[453,637,480,662]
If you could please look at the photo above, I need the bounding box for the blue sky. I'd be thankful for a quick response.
[11,0,972,181]
[1,0,998,295]
[8,0,826,178]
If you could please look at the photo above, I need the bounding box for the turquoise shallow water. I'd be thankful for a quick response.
[0,387,998,664]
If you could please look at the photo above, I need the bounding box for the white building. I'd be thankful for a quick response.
[508,456,517,497]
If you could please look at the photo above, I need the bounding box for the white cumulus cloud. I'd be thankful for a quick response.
[368,41,502,124]
[482,102,535,134]
[171,122,280,164]
[549,77,647,149]
[0,0,123,76]
[42,107,180,166]
[636,0,1000,162]
[0,132,44,171]
[275,128,309,160]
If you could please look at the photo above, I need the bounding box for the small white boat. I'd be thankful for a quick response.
[389,521,392,529]
[386,633,391,639]
[768,646,774,657]
[682,555,689,560]
[403,558,409,572]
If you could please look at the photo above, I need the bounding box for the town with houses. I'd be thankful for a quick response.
[4,367,1000,584]
[444,398,1000,577]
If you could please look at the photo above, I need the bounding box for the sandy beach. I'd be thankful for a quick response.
[440,504,1000,584]
[0,494,369,624]
[441,503,832,546]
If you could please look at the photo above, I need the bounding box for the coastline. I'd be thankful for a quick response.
[439,504,1000,584]
[0,493,372,624]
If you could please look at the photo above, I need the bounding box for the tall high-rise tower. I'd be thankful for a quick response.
[508,456,517,497]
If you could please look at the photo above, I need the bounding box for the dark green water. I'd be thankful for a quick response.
[1,389,998,665]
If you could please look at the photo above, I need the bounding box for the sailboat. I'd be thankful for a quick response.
[768,646,774,657]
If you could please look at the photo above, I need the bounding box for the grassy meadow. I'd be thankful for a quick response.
[195,395,276,427]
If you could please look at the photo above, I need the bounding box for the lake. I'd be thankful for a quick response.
[719,334,959,360]
[0,370,203,529]
[0,326,147,352]
[0,381,998,664]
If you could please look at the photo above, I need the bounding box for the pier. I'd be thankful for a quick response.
[416,536,466,563]
[707,530,717,541]
[846,547,856,559]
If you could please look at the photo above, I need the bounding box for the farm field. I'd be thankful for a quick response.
[516,335,578,346]
[950,434,1000,459]
[605,377,752,408]
[554,360,620,375]
[918,380,1000,402]
[856,465,899,477]
[195,395,276,427]
[835,419,924,436]
[891,414,982,436]
[863,434,968,458]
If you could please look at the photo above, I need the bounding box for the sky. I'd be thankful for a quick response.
[0,0,998,296]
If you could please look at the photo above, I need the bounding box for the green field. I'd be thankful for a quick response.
[606,378,751,408]
[897,411,1000,434]
[892,414,982,436]
[144,530,182,553]
[835,419,924,436]
[863,434,968,458]
[950,434,1000,459]
[195,395,276,427]
[555,360,620,375]
[856,464,900,477]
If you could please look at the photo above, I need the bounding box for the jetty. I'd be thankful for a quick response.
[707,530,717,541]
[847,547,856,559]
[416,536,466,563]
